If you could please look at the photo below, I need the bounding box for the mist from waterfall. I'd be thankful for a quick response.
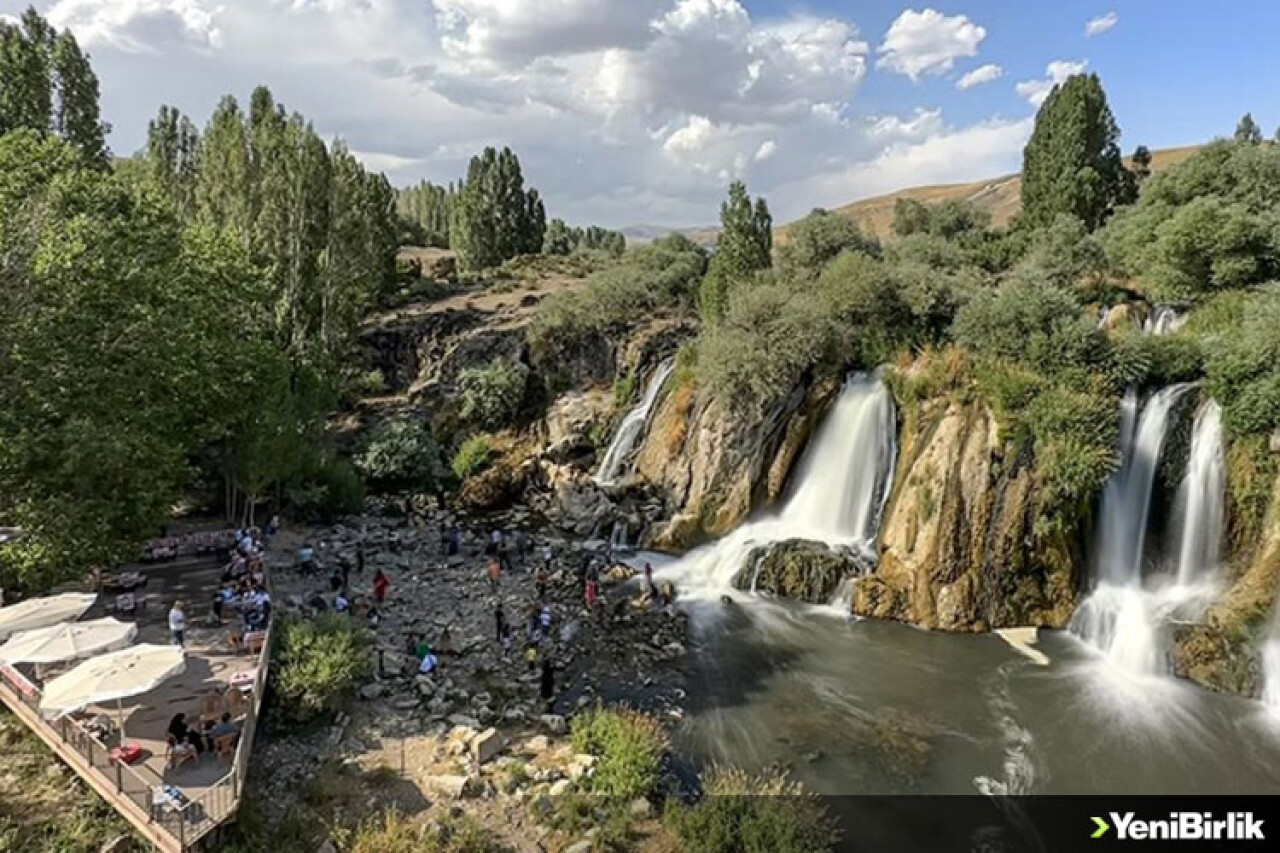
[1071,384,1194,675]
[661,374,897,600]
[594,358,675,485]
[1172,401,1226,586]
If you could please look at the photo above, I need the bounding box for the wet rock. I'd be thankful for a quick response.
[743,539,868,604]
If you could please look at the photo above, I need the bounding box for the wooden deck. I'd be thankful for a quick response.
[0,551,275,851]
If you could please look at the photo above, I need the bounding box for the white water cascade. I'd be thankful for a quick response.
[594,358,675,485]
[1264,637,1280,715]
[1071,384,1193,675]
[1143,307,1186,336]
[661,374,897,601]
[1172,401,1226,587]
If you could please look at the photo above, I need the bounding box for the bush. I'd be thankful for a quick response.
[355,418,438,490]
[287,456,365,521]
[570,706,668,800]
[459,358,528,430]
[777,209,879,285]
[451,434,492,480]
[664,765,840,853]
[339,810,497,853]
[274,614,372,722]
[1203,284,1280,438]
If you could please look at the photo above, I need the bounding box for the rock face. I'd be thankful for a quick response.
[739,539,869,604]
[635,377,838,549]
[1172,470,1280,696]
[851,398,1077,631]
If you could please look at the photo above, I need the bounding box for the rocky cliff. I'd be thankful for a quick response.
[850,396,1078,631]
[634,376,839,549]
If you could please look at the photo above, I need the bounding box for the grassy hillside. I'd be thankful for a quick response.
[776,145,1202,244]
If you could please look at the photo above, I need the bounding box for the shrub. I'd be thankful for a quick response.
[287,456,365,521]
[274,614,372,722]
[1203,284,1280,438]
[459,358,528,430]
[777,209,879,285]
[664,765,840,853]
[613,369,638,409]
[340,810,497,853]
[570,706,669,800]
[355,418,438,490]
[451,434,492,480]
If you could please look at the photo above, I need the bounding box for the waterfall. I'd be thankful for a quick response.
[1143,307,1185,336]
[1071,384,1193,674]
[594,358,675,485]
[1264,639,1280,714]
[1172,401,1225,587]
[662,374,897,599]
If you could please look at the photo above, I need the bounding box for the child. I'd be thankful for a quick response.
[524,642,538,671]
[487,558,501,590]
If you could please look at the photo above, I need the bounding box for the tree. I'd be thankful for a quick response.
[0,9,53,136]
[1020,73,1134,230]
[1131,145,1152,182]
[51,31,108,166]
[195,95,253,243]
[396,179,453,247]
[1234,112,1263,144]
[449,146,546,270]
[778,208,879,285]
[146,105,200,218]
[699,181,771,322]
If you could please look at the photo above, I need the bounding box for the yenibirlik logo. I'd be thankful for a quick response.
[1090,812,1265,841]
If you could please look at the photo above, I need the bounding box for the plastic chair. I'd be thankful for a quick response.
[213,733,238,759]
[165,737,195,772]
[199,692,223,724]
[224,688,248,719]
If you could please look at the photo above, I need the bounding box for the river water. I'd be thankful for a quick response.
[660,592,1280,795]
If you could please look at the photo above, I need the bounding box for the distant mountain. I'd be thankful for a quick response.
[618,223,716,246]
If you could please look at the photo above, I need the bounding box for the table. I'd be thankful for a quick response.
[229,668,258,692]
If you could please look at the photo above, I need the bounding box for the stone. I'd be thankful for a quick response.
[423,774,470,799]
[98,837,132,853]
[539,714,568,735]
[392,695,420,710]
[315,841,337,853]
[471,727,505,764]
[566,754,597,781]
[565,841,592,853]
[629,797,652,818]
[447,713,481,729]
[359,683,385,701]
[743,539,867,603]
[548,779,572,796]
[523,735,550,754]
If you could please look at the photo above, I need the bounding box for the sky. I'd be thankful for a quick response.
[3,1,1278,228]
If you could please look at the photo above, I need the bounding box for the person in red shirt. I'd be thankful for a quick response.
[372,569,390,603]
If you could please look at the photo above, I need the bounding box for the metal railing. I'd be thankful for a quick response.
[0,576,277,851]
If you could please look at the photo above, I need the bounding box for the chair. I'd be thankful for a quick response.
[199,693,223,724]
[244,631,266,655]
[224,688,248,719]
[165,737,196,772]
[213,733,238,759]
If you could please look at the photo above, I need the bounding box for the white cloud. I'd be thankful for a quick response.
[1015,59,1088,107]
[754,139,777,162]
[876,8,985,80]
[47,0,223,53]
[1085,12,1118,37]
[350,149,425,173]
[956,63,1002,90]
[0,12,19,26]
[663,115,715,155]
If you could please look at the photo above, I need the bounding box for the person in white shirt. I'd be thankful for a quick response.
[418,649,438,675]
[169,601,186,647]
[334,591,350,613]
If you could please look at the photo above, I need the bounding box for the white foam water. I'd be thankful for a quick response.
[595,358,675,485]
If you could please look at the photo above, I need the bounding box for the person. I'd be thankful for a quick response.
[367,606,382,630]
[644,562,658,601]
[524,642,538,671]
[448,525,461,557]
[418,646,439,675]
[539,658,555,710]
[535,566,548,600]
[539,602,552,634]
[585,574,598,609]
[207,712,238,749]
[167,713,203,754]
[265,515,280,538]
[329,571,344,593]
[334,589,350,613]
[356,539,366,575]
[373,569,390,604]
[210,592,224,625]
[542,543,554,573]
[487,557,500,591]
[168,601,186,647]
[486,529,500,558]
[298,543,316,575]
[498,532,513,573]
[413,635,431,661]
[514,529,529,567]
[495,603,508,643]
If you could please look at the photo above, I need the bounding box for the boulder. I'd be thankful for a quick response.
[359,683,385,701]
[540,714,568,735]
[549,778,572,796]
[471,727,505,764]
[422,774,471,799]
[741,539,868,604]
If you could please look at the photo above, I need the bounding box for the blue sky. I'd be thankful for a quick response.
[4,1,1275,226]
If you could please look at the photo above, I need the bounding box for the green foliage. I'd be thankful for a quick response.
[459,358,529,430]
[1017,214,1107,287]
[274,613,372,723]
[1020,72,1134,230]
[287,455,366,521]
[777,209,879,285]
[356,418,438,490]
[528,234,706,362]
[701,182,771,323]
[570,706,668,800]
[664,765,839,853]
[543,219,627,257]
[451,435,492,481]
[892,198,991,240]
[450,146,545,270]
[613,370,638,409]
[1101,139,1280,301]
[1202,284,1280,438]
[1224,435,1279,555]
[396,179,454,248]
[1235,112,1263,144]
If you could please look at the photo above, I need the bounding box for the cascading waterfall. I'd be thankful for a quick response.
[1071,384,1193,674]
[661,374,897,600]
[1172,401,1226,587]
[1143,307,1185,336]
[594,358,675,485]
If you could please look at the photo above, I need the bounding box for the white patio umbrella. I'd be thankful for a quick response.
[0,593,96,642]
[0,618,137,666]
[39,644,185,741]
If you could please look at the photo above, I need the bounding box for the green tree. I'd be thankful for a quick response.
[1234,112,1263,144]
[195,95,253,244]
[0,9,53,136]
[1131,144,1152,182]
[778,208,879,285]
[450,146,547,270]
[1020,72,1134,230]
[700,181,772,322]
[146,105,200,218]
[51,31,108,166]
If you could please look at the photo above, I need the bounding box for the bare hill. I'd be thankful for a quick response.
[773,145,1202,244]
